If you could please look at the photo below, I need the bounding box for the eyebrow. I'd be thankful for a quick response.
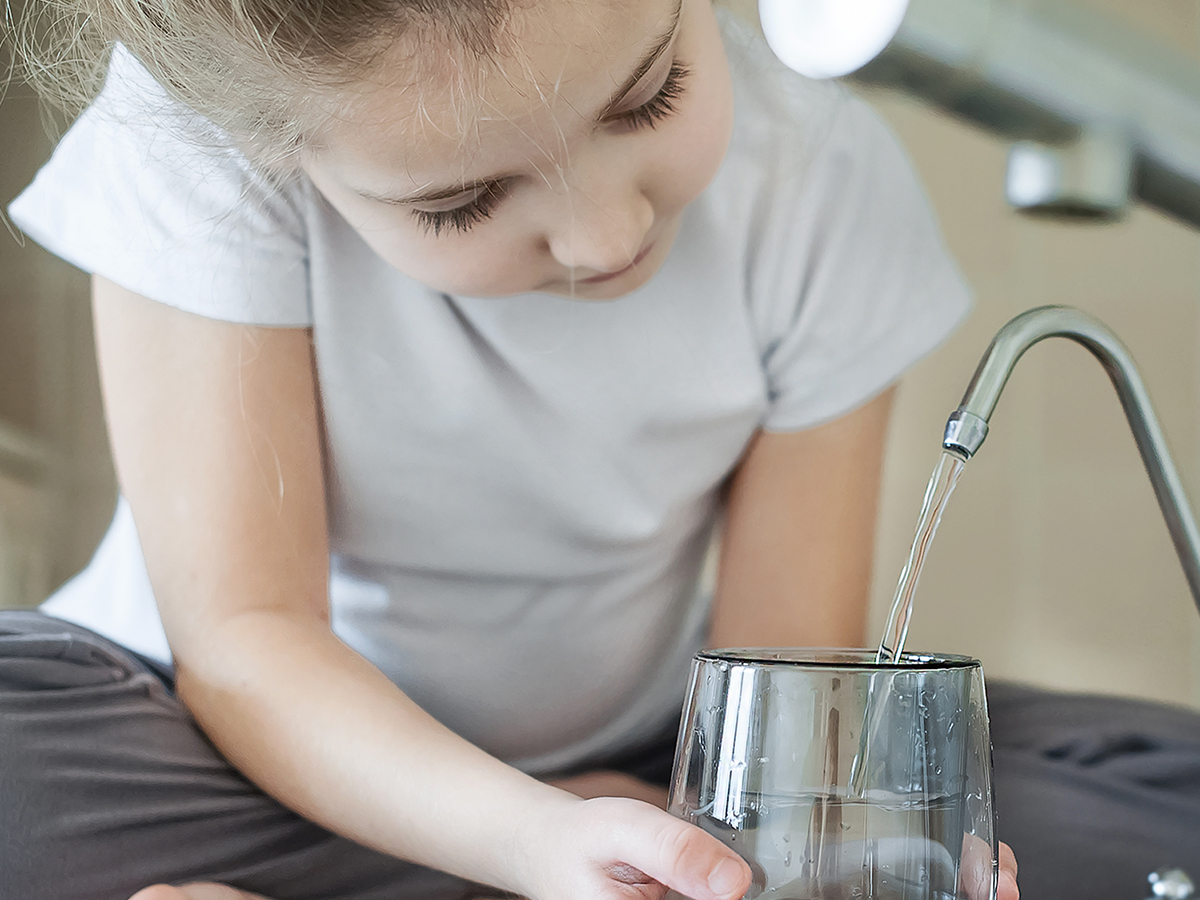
[355,0,685,208]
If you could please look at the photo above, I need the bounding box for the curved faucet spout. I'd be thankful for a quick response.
[943,305,1200,615]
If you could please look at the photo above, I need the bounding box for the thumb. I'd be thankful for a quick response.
[611,811,752,900]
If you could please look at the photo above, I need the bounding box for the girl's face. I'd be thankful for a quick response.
[302,0,733,300]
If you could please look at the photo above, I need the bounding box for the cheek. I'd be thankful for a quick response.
[676,94,733,201]
[653,58,734,210]
[303,170,536,295]
[359,221,544,297]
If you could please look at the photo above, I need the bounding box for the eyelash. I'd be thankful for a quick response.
[413,62,691,237]
[613,62,691,131]
[412,183,507,237]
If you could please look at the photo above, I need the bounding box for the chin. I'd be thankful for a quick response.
[550,279,645,302]
[420,276,540,299]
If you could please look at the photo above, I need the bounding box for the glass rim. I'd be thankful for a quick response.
[696,647,982,670]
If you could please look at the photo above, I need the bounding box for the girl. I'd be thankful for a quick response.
[2,0,1021,898]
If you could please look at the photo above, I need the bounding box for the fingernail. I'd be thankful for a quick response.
[708,858,744,897]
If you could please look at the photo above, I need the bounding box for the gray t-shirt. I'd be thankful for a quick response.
[9,15,971,773]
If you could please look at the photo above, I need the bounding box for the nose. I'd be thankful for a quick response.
[547,183,655,274]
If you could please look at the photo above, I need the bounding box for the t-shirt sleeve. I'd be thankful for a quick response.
[7,46,312,327]
[754,88,971,432]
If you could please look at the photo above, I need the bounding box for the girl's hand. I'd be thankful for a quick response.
[129,885,270,900]
[998,842,1019,900]
[516,795,751,900]
[961,835,1019,900]
[123,816,1011,900]
[547,770,670,809]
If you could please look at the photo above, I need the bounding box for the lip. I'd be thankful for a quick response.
[577,241,656,285]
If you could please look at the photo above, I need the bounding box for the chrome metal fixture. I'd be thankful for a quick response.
[941,306,1200,615]
[758,0,1200,227]
[1149,868,1196,900]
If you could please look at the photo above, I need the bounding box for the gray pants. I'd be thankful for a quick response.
[4,611,1200,900]
[0,611,680,900]
[0,611,486,900]
[988,683,1200,900]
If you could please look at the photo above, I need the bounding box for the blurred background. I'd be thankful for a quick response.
[3,0,1200,709]
[0,77,114,618]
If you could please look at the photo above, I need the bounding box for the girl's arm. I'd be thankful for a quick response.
[93,277,750,900]
[711,389,895,650]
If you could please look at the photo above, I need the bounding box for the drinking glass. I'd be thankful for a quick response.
[669,649,997,900]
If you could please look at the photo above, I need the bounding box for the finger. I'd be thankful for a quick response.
[604,862,659,886]
[179,886,274,900]
[129,887,259,900]
[998,843,1019,900]
[129,888,189,900]
[610,811,751,900]
[999,842,1018,878]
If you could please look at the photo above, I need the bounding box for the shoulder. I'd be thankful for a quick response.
[718,10,846,155]
[9,45,315,326]
[715,10,916,215]
[701,10,935,286]
[92,45,307,233]
[690,14,971,430]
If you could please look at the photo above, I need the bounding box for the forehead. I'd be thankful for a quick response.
[313,0,677,185]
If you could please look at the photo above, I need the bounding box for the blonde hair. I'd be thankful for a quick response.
[5,0,514,168]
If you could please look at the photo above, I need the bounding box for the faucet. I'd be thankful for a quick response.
[942,305,1200,617]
